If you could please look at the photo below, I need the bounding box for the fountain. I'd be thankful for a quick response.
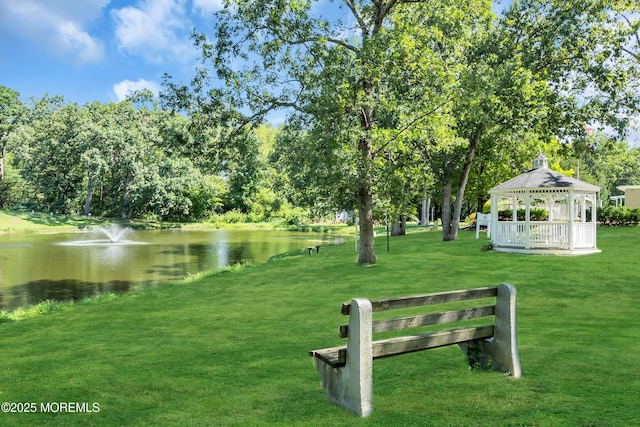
[97,224,131,243]
[58,224,146,246]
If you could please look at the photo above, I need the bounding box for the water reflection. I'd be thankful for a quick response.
[10,279,134,309]
[0,229,343,311]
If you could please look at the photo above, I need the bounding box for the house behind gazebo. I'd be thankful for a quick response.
[488,153,600,255]
[615,185,640,208]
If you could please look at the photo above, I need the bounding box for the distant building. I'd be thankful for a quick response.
[617,186,640,208]
[335,210,350,222]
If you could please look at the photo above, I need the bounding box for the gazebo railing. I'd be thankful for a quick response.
[494,221,596,249]
[572,223,597,248]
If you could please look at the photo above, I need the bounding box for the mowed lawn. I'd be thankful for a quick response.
[1,226,638,426]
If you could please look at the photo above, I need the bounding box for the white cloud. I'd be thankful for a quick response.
[0,0,107,63]
[112,0,197,64]
[192,0,224,16]
[113,79,161,101]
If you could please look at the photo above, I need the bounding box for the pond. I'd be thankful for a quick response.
[0,227,344,311]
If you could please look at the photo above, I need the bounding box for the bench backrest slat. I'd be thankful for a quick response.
[341,286,498,315]
[339,305,496,338]
[373,305,495,333]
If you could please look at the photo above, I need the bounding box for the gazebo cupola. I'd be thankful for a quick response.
[488,153,600,255]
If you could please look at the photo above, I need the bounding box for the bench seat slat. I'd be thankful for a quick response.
[371,325,494,359]
[311,325,494,367]
[310,346,347,368]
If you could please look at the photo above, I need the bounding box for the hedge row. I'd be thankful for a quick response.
[497,208,549,221]
[598,206,640,226]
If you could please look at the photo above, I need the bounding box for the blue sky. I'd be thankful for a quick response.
[0,0,636,144]
[0,0,224,104]
[0,0,511,106]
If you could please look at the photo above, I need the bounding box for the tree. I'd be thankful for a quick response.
[0,86,22,181]
[193,0,495,263]
[9,97,90,213]
[8,96,221,220]
[561,131,640,202]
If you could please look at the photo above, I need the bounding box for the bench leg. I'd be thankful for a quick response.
[485,283,522,377]
[313,298,373,416]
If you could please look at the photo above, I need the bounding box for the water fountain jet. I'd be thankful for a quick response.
[58,224,146,247]
[96,224,131,243]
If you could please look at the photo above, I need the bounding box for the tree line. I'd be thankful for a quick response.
[1,0,640,265]
[0,89,293,223]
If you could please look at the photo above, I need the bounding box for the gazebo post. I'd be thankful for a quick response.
[524,192,531,249]
[568,191,575,250]
[491,193,498,243]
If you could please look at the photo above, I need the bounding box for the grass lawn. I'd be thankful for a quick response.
[0,209,349,234]
[1,226,639,426]
[0,210,104,233]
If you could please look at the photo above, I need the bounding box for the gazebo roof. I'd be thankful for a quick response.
[489,153,600,193]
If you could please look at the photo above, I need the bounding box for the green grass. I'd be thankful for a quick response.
[0,209,351,234]
[0,210,172,233]
[1,226,639,426]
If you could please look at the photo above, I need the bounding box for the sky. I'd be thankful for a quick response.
[0,0,512,106]
[0,0,637,144]
[0,0,224,104]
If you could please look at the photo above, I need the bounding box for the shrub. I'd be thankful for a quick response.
[598,206,640,226]
[220,209,248,224]
[498,208,548,221]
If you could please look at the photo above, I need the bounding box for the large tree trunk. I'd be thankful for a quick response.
[421,196,431,226]
[357,174,376,264]
[121,173,131,220]
[0,143,5,180]
[84,176,95,216]
[391,215,406,236]
[356,77,377,264]
[442,124,483,241]
[441,180,454,240]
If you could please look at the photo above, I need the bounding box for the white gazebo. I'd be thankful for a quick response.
[488,153,600,255]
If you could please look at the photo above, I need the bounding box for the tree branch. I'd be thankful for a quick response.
[343,0,368,35]
[373,97,453,156]
[289,36,360,54]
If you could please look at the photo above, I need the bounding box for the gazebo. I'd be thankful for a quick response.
[488,153,600,255]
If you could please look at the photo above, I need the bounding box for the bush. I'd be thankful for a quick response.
[498,208,548,221]
[220,209,248,224]
[598,206,640,226]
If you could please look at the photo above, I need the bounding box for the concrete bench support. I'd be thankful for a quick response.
[483,283,521,376]
[313,298,373,416]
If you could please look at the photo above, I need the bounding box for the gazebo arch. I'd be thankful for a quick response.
[488,153,600,255]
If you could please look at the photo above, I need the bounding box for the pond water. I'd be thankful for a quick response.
[0,228,344,311]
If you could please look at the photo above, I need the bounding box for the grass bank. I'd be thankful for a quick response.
[0,210,175,233]
[0,209,350,235]
[1,227,638,426]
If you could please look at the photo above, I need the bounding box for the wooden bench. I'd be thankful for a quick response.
[309,284,521,416]
[306,245,321,255]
